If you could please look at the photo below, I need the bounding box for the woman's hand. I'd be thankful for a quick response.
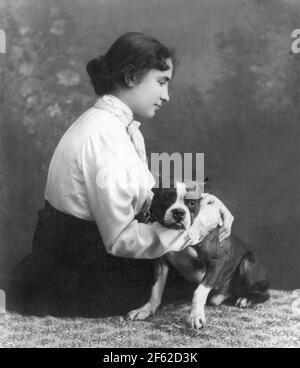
[195,205,223,232]
[201,193,234,242]
[189,204,223,242]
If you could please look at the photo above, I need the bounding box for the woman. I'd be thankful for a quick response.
[4,32,233,317]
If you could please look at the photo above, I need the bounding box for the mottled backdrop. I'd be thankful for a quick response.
[0,0,299,288]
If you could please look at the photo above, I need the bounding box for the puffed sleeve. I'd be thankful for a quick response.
[79,127,200,259]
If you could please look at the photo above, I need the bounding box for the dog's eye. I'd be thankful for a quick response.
[185,199,196,206]
[161,194,170,202]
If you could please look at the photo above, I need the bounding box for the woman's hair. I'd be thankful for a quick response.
[86,32,178,96]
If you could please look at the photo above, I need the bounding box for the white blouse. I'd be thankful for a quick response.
[45,95,198,259]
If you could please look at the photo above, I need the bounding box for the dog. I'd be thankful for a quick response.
[128,180,270,329]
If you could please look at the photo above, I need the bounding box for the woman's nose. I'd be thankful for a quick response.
[161,86,170,102]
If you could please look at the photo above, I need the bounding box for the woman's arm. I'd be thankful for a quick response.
[79,130,213,259]
[201,193,234,242]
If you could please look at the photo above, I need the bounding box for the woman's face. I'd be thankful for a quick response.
[129,58,173,119]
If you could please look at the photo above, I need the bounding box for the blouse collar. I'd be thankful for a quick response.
[94,94,140,131]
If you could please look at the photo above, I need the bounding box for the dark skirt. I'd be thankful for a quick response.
[2,201,195,318]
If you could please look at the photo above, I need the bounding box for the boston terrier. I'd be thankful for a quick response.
[128,180,270,329]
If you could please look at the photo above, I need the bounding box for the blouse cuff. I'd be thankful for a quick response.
[186,223,209,245]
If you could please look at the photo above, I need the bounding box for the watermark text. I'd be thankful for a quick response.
[291,29,300,54]
[0,29,6,53]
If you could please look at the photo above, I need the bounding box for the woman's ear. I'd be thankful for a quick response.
[123,64,138,88]
[124,75,135,87]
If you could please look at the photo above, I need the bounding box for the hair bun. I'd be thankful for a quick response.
[86,55,113,96]
[86,55,108,78]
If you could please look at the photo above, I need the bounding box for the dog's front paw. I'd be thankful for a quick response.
[235,297,252,308]
[127,303,155,321]
[188,309,206,330]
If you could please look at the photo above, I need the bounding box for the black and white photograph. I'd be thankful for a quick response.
[0,0,299,349]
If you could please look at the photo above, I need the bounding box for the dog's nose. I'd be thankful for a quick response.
[172,208,186,221]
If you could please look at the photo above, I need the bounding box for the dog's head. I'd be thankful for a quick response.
[150,180,205,230]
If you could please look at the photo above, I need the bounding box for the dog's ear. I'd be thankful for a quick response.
[185,181,200,199]
[197,176,210,192]
[185,179,209,200]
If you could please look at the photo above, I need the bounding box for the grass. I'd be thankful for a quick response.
[0,290,299,348]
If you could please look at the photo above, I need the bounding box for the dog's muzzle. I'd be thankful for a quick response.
[171,208,186,222]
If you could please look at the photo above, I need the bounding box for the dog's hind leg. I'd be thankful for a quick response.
[235,289,270,308]
[208,278,231,306]
[209,293,229,306]
[232,254,270,308]
[127,259,169,320]
[235,297,253,308]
